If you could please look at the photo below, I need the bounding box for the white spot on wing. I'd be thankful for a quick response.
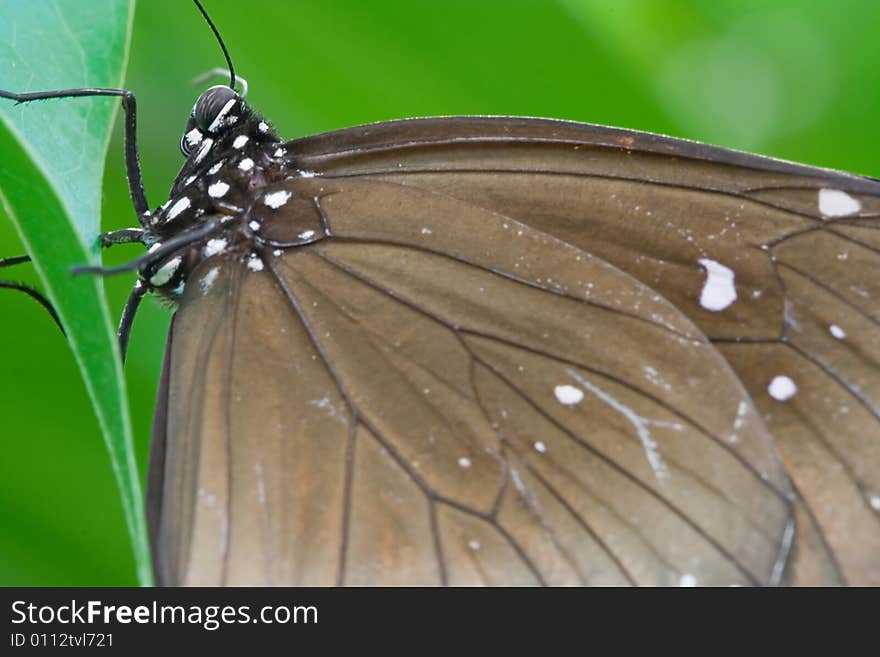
[264,190,292,208]
[208,160,225,175]
[850,285,870,299]
[698,258,737,311]
[238,157,254,172]
[566,369,675,480]
[207,181,229,198]
[200,266,219,292]
[870,495,880,511]
[643,365,671,391]
[232,135,249,149]
[735,401,748,425]
[728,400,750,444]
[308,396,347,424]
[818,188,861,218]
[247,254,264,272]
[421,227,433,235]
[554,384,584,406]
[784,299,802,333]
[258,121,269,133]
[298,230,315,240]
[468,539,481,551]
[768,375,797,401]
[509,467,531,501]
[249,220,261,231]
[167,196,191,220]
[458,457,471,469]
[829,324,846,339]
[533,441,546,453]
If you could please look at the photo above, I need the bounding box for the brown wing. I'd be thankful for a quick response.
[290,116,880,585]
[150,116,879,586]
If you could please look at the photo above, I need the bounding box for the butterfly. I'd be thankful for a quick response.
[2,1,878,586]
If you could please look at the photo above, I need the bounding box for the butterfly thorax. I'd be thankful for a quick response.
[137,85,325,301]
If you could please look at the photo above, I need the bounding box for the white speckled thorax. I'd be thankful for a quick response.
[136,87,326,301]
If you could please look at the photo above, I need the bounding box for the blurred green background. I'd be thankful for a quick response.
[1,0,878,586]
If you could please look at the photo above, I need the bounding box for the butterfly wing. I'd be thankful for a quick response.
[290,116,880,585]
[149,116,879,585]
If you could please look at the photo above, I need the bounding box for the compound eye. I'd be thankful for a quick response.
[179,115,201,156]
[193,85,241,134]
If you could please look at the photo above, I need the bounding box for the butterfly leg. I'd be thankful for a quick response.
[0,87,150,224]
[0,256,64,334]
[74,217,225,277]
[118,281,146,363]
[101,228,147,247]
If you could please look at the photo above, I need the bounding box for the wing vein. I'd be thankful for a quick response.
[312,248,779,582]
[463,333,640,585]
[323,237,694,340]
[220,264,242,586]
[315,248,789,503]
[324,168,832,224]
[262,253,360,586]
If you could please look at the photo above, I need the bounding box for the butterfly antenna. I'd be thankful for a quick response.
[192,0,236,91]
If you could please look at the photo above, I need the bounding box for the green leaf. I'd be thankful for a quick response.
[0,0,151,585]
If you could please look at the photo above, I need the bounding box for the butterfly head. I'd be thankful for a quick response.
[180,85,274,157]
